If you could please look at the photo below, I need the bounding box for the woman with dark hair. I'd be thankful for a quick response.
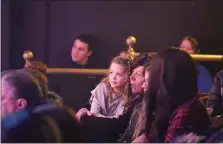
[132,48,211,143]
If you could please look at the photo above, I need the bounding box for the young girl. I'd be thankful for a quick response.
[89,56,131,118]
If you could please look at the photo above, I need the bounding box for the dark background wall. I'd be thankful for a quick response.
[2,0,223,75]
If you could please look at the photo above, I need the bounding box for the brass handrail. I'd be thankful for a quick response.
[47,68,108,75]
[132,52,223,62]
[190,54,222,62]
[22,35,223,75]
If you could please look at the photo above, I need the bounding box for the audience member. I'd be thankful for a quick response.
[179,36,212,93]
[23,61,63,106]
[89,56,131,118]
[118,64,151,142]
[207,70,223,116]
[76,53,152,142]
[2,106,84,142]
[1,69,43,118]
[48,34,102,111]
[132,48,211,143]
[70,35,95,68]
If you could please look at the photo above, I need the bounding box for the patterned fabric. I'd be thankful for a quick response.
[146,97,211,142]
[165,97,211,142]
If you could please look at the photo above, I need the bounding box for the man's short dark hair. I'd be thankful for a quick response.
[131,52,152,72]
[76,34,96,51]
[1,69,43,107]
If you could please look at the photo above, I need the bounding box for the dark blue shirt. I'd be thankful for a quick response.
[197,65,213,93]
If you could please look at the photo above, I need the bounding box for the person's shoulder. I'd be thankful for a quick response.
[215,70,223,78]
[174,98,199,116]
[94,82,109,92]
[90,82,109,104]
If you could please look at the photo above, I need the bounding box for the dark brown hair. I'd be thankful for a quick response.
[133,48,198,141]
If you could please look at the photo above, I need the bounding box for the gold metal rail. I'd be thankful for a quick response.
[190,54,222,62]
[47,68,108,75]
[23,36,222,75]
[131,52,223,62]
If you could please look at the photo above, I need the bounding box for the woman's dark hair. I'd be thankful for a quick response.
[133,48,198,141]
[131,52,152,73]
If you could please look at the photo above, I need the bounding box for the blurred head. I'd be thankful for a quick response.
[130,53,152,95]
[2,106,84,142]
[24,61,47,75]
[23,61,63,105]
[1,70,43,118]
[33,106,84,142]
[108,56,130,91]
[71,35,95,65]
[179,36,199,54]
[23,61,48,97]
[119,49,128,57]
[133,48,198,140]
[2,110,62,142]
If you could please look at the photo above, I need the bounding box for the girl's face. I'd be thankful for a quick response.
[109,62,128,90]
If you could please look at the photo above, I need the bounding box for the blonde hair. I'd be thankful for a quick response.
[100,56,131,106]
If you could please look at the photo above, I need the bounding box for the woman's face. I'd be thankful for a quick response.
[180,39,195,54]
[142,70,150,93]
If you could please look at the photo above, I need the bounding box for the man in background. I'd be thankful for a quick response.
[48,34,102,111]
[70,35,95,68]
